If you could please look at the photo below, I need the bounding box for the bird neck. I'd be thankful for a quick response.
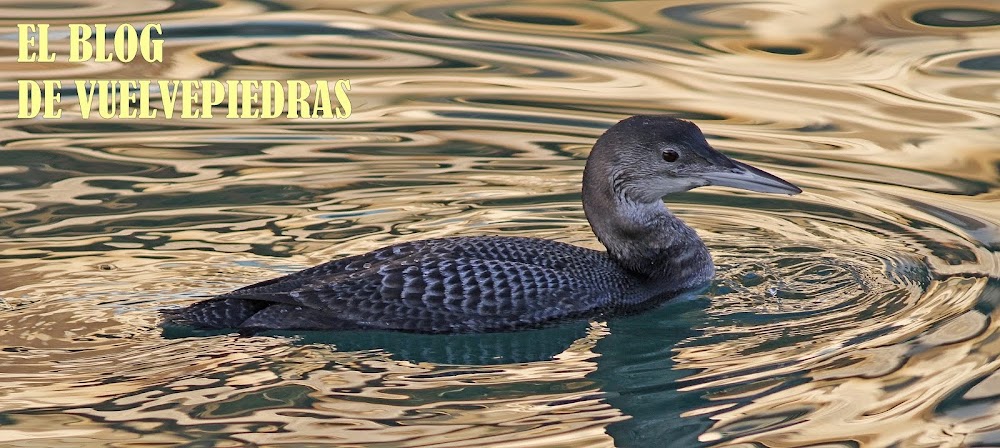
[582,176,713,285]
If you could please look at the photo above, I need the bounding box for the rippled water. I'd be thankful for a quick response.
[2,0,999,446]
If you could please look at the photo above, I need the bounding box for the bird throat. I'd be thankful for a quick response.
[585,192,714,285]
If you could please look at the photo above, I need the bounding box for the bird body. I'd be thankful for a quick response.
[176,236,682,333]
[167,116,800,333]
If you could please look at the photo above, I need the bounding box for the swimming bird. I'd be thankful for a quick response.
[166,115,801,333]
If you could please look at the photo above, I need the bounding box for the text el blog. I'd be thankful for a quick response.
[17,23,353,120]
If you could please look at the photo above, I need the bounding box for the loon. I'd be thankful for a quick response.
[166,115,801,333]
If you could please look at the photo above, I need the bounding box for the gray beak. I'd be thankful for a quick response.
[703,159,802,195]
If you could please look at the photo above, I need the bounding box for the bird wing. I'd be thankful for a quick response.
[227,254,614,333]
[220,236,614,301]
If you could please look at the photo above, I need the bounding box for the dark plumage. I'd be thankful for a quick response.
[165,115,801,333]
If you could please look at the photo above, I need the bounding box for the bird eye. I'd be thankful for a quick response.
[661,150,679,162]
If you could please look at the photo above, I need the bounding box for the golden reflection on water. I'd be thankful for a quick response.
[1,0,999,446]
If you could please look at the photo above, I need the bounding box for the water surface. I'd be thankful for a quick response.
[1,0,999,446]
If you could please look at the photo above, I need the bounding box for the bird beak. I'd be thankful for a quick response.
[702,159,802,195]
